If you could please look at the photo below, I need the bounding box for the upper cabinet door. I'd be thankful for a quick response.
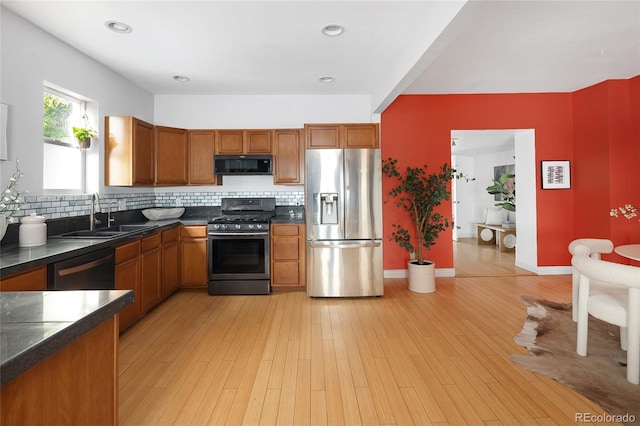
[273,129,304,185]
[133,120,156,184]
[216,130,244,154]
[188,130,218,185]
[155,126,188,185]
[245,130,272,153]
[305,124,340,149]
[216,130,272,154]
[305,123,379,149]
[105,116,155,186]
[342,124,379,149]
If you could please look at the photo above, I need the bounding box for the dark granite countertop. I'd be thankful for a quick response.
[0,209,303,278]
[0,220,182,278]
[0,290,134,386]
[271,215,305,225]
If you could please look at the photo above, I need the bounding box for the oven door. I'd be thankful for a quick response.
[208,231,270,281]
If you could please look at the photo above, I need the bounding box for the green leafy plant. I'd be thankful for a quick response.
[382,158,460,265]
[72,126,97,142]
[486,172,516,212]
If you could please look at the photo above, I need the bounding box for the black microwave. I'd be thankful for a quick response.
[214,154,273,175]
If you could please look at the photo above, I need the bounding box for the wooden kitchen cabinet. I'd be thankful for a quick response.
[161,227,179,298]
[179,225,208,288]
[115,240,141,332]
[305,123,379,149]
[0,266,46,291]
[155,126,188,185]
[140,232,162,312]
[105,116,155,186]
[273,129,304,185]
[270,223,306,288]
[215,129,272,154]
[343,123,380,148]
[188,130,220,185]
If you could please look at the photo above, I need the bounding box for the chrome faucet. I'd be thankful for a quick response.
[90,193,102,230]
[107,200,118,227]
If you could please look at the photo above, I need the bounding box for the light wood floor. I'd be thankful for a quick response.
[454,237,536,277]
[119,257,618,425]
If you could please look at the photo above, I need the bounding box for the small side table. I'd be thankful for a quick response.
[614,244,640,261]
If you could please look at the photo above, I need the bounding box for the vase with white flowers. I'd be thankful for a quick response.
[1,160,26,240]
[610,204,639,222]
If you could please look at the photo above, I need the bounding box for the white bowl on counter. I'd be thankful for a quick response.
[141,207,185,221]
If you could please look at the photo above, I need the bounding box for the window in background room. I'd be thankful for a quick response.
[43,85,96,193]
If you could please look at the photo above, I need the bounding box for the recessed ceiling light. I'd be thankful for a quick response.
[319,76,335,83]
[105,20,132,34]
[321,24,344,37]
[173,75,191,82]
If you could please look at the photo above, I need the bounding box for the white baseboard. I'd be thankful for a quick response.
[384,269,407,278]
[514,260,571,275]
[385,264,571,278]
[531,266,572,275]
[384,268,456,278]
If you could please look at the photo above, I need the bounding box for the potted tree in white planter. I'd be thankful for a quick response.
[382,158,459,293]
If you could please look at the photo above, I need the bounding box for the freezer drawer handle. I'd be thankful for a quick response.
[308,241,381,249]
[57,254,114,277]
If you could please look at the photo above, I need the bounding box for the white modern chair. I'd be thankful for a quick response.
[572,245,640,384]
[568,238,614,321]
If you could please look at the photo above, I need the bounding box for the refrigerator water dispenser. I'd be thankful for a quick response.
[320,193,338,224]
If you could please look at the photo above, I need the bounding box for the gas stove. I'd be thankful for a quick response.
[208,198,276,233]
[208,197,275,295]
[209,214,272,232]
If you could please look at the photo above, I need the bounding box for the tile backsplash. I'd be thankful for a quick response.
[15,191,304,221]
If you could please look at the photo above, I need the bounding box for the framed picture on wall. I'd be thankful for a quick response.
[541,160,570,189]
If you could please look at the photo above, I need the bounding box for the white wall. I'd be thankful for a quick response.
[451,155,476,238]
[0,7,154,196]
[473,149,516,226]
[154,95,378,129]
[513,130,538,273]
[452,148,516,238]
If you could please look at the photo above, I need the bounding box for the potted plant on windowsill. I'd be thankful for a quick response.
[382,158,460,293]
[72,126,97,149]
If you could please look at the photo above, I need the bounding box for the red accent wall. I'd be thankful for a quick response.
[381,77,638,271]
[573,78,639,263]
[629,76,640,249]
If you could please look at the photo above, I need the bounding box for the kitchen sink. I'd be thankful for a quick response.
[53,224,159,239]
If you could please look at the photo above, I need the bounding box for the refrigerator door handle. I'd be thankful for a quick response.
[308,240,381,249]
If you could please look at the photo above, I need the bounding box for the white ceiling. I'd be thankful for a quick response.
[4,0,639,115]
[451,129,515,157]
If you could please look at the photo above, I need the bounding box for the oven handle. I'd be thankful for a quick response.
[57,254,114,277]
[208,232,269,236]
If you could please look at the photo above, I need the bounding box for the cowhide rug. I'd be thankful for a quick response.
[511,296,639,423]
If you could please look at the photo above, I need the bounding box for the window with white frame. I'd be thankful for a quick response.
[43,86,95,192]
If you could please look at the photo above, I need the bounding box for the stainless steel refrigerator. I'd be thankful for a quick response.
[305,148,383,297]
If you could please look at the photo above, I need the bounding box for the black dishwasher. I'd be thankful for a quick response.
[47,248,115,290]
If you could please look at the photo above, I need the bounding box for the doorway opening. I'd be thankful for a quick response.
[451,129,537,276]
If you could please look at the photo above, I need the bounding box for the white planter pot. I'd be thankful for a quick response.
[408,260,436,293]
